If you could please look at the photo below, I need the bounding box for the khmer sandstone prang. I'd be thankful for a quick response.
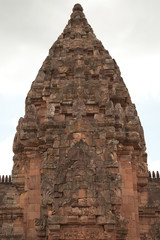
[0,3,160,240]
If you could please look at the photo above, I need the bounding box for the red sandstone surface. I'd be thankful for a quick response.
[0,4,160,240]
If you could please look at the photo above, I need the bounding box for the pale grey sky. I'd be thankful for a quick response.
[0,0,160,175]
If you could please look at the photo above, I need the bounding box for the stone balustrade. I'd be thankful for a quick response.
[0,175,12,184]
[0,172,159,183]
[149,171,160,179]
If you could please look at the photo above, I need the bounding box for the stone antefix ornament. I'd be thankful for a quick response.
[0,3,160,240]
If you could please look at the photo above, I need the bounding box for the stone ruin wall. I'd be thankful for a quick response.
[0,176,24,239]
[139,172,160,240]
[0,4,160,240]
[0,172,160,239]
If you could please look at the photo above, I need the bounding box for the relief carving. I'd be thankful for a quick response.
[12,160,24,175]
[137,161,148,175]
[42,175,55,206]
[46,103,55,118]
[1,223,13,235]
[40,140,124,238]
[72,98,86,118]
[35,218,46,231]
[149,219,160,240]
[141,233,152,240]
[60,227,102,240]
[35,217,47,237]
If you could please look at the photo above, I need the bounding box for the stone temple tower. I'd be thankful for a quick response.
[0,3,160,240]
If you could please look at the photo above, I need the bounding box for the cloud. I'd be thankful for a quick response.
[118,55,160,102]
[0,135,14,176]
[11,117,20,128]
[148,158,160,172]
[0,44,47,96]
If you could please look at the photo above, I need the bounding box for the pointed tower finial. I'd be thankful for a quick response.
[73,3,83,12]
